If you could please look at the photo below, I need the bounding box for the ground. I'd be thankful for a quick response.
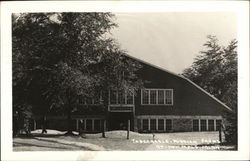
[13,129,236,151]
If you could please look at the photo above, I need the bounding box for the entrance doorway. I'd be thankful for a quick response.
[108,112,133,130]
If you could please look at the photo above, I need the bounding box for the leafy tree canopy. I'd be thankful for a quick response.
[12,13,142,133]
[182,35,237,112]
[182,35,237,145]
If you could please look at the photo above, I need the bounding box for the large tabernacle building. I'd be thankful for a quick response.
[33,55,232,133]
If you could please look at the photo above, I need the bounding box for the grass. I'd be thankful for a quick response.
[13,129,236,151]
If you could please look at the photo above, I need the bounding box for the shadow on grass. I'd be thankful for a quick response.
[14,137,94,151]
[13,142,69,150]
[32,137,94,150]
[15,133,66,138]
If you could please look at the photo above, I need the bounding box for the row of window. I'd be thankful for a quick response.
[141,89,173,105]
[140,119,173,132]
[75,118,221,132]
[109,90,134,105]
[193,119,222,131]
[78,94,102,105]
[78,89,173,105]
[139,118,221,132]
[76,119,102,131]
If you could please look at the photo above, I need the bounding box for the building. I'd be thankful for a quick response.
[32,55,232,133]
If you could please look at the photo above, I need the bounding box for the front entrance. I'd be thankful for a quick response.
[108,112,133,131]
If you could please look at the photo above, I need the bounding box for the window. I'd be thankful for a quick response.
[94,120,101,131]
[93,94,102,104]
[193,119,199,131]
[140,118,174,132]
[150,119,156,131]
[127,91,133,104]
[208,120,215,131]
[110,90,117,104]
[142,90,149,104]
[216,120,222,131]
[158,90,165,104]
[79,93,102,105]
[165,90,173,104]
[200,120,207,131]
[166,119,172,131]
[142,119,149,131]
[141,89,173,105]
[79,119,85,130]
[86,119,92,131]
[77,119,103,132]
[193,119,219,131]
[78,98,85,104]
[117,91,126,104]
[158,119,164,130]
[150,90,157,104]
[110,90,134,105]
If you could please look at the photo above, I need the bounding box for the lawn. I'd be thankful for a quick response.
[13,130,236,151]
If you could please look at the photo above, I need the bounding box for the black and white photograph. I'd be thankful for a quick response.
[1,1,249,161]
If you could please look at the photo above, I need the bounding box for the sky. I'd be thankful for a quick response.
[110,12,237,74]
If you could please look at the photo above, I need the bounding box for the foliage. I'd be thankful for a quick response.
[182,35,237,145]
[12,13,142,134]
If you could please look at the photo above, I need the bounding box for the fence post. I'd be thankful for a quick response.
[127,119,130,139]
[102,119,106,138]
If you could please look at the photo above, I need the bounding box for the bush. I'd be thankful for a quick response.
[223,112,237,147]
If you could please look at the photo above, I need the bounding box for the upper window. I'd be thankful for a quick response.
[142,90,149,104]
[109,90,134,105]
[141,89,173,105]
[78,93,102,105]
[150,90,157,104]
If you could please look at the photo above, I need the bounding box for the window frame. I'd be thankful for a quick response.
[86,119,93,131]
[78,93,103,105]
[192,119,199,131]
[200,119,207,131]
[139,118,173,132]
[109,90,135,105]
[142,89,150,104]
[192,119,221,132]
[141,88,173,105]
[142,119,149,131]
[77,118,103,132]
[150,119,157,131]
[165,119,173,131]
[157,119,164,131]
[216,119,222,131]
[208,119,215,131]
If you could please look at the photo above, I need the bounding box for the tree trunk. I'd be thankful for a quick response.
[219,127,222,143]
[65,106,74,135]
[23,118,31,136]
[65,91,74,136]
[102,91,109,138]
[102,119,106,138]
[41,115,47,134]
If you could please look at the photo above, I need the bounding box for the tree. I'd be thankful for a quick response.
[182,35,237,145]
[12,13,142,135]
